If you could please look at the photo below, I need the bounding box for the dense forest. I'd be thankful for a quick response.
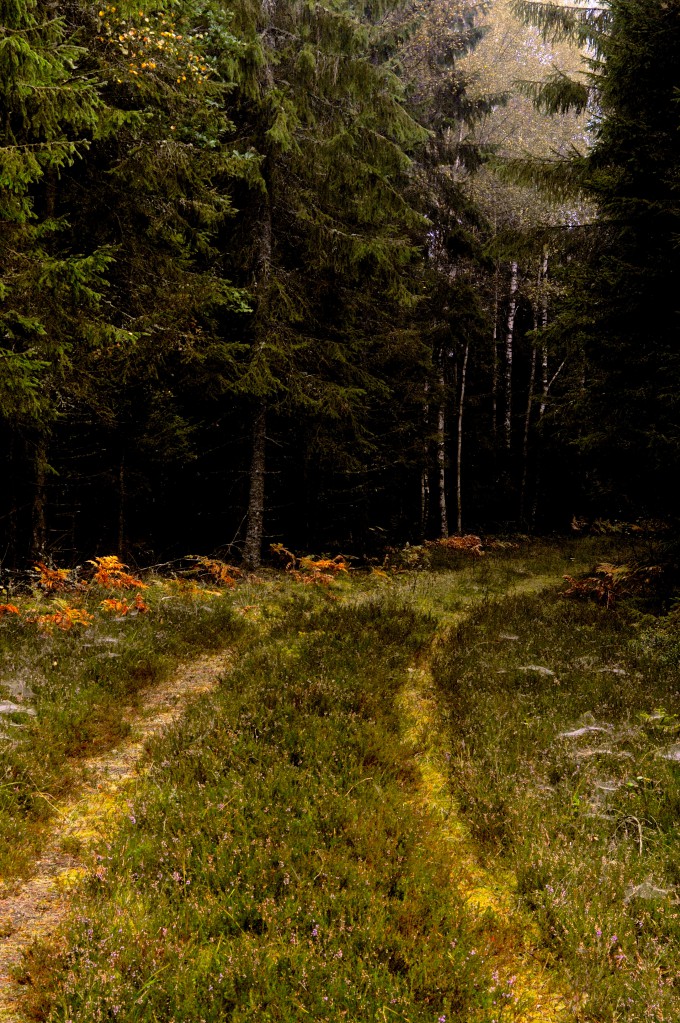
[1,0,678,566]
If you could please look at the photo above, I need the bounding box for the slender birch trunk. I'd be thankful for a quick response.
[533,247,550,528]
[456,341,469,535]
[492,266,499,440]
[504,261,518,451]
[520,257,544,520]
[436,355,448,538]
[539,247,549,418]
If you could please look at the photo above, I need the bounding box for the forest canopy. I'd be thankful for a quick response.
[1,0,678,566]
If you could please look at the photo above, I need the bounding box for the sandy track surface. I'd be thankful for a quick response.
[0,649,234,1022]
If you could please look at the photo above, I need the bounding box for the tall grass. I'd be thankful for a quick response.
[433,589,680,1022]
[0,583,248,878]
[24,594,501,1023]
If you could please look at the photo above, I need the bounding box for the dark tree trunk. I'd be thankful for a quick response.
[243,172,273,570]
[32,441,48,558]
[420,380,430,537]
[118,455,126,558]
[243,402,267,570]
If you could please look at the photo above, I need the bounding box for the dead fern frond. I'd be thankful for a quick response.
[270,543,297,570]
[194,557,241,588]
[426,535,485,556]
[31,601,94,631]
[563,562,662,608]
[89,556,147,590]
[34,562,73,592]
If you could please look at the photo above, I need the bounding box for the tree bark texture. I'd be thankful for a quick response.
[420,380,430,537]
[504,261,518,451]
[456,341,469,535]
[31,441,48,557]
[492,269,499,440]
[243,401,267,570]
[243,182,273,570]
[436,357,448,538]
[539,248,549,419]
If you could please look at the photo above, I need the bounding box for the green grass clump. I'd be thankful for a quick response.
[30,595,498,1023]
[432,589,680,1022]
[0,582,248,879]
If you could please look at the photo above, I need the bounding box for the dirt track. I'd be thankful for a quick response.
[0,649,234,1023]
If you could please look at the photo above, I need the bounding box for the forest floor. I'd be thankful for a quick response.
[1,538,679,1023]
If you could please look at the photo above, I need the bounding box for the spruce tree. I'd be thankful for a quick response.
[219,0,429,566]
[10,0,252,557]
[512,0,680,520]
[0,0,106,552]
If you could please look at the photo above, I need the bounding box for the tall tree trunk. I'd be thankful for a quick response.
[420,380,430,537]
[243,186,273,570]
[243,402,267,570]
[6,434,18,567]
[492,268,499,440]
[520,260,543,521]
[533,248,550,528]
[521,346,537,523]
[504,261,518,451]
[32,440,48,557]
[456,341,469,535]
[538,247,550,419]
[436,355,448,538]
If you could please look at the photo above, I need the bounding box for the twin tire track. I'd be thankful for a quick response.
[2,582,583,1022]
[400,661,583,1022]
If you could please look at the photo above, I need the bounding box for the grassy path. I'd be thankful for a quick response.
[390,564,596,1023]
[399,660,580,1022]
[0,650,234,1022]
[8,546,651,1022]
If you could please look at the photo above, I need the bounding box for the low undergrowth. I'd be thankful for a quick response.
[23,594,500,1023]
[433,590,680,1022]
[0,573,251,879]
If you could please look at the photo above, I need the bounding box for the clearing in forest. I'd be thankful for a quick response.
[1,539,678,1022]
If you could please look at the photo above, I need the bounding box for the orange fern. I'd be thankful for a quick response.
[290,554,349,585]
[562,562,662,609]
[89,555,147,590]
[101,592,150,615]
[426,535,485,556]
[195,557,241,588]
[271,545,349,585]
[34,562,72,592]
[34,604,94,631]
[270,543,297,570]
